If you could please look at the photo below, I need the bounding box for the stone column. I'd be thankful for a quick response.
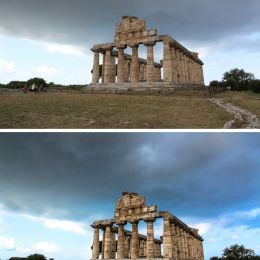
[183,230,189,259]
[139,239,145,257]
[139,63,145,81]
[124,235,130,258]
[145,217,156,259]
[117,221,126,259]
[180,228,186,260]
[111,56,116,83]
[104,47,113,84]
[101,52,106,83]
[163,41,173,82]
[124,60,130,82]
[91,224,100,259]
[117,45,127,83]
[92,49,100,84]
[175,225,181,260]
[179,52,185,84]
[130,220,139,258]
[104,224,113,259]
[175,49,181,84]
[163,217,173,258]
[130,44,140,83]
[155,242,162,257]
[171,46,178,84]
[183,55,189,84]
[145,41,156,83]
[111,229,116,259]
[170,222,178,260]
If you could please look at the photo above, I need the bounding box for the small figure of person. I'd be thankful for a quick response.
[23,84,29,94]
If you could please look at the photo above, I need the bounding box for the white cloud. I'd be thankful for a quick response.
[25,215,87,236]
[0,60,16,74]
[32,241,60,253]
[44,43,87,58]
[0,235,16,250]
[42,218,86,235]
[32,65,58,77]
[193,222,212,235]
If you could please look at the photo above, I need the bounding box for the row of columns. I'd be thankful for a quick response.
[92,217,203,260]
[92,43,162,85]
[163,41,204,85]
[92,41,204,86]
[163,217,204,260]
[92,217,161,259]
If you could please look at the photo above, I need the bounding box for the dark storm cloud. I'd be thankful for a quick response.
[0,133,259,221]
[0,0,260,49]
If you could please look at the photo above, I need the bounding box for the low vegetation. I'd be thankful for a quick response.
[210,244,260,260]
[0,90,231,129]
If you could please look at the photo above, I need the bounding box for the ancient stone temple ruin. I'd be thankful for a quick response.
[91,16,204,89]
[91,192,204,259]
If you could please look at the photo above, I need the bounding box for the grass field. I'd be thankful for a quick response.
[216,91,260,118]
[0,91,232,129]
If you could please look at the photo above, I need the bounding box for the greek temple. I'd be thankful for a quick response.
[90,16,204,89]
[91,192,204,259]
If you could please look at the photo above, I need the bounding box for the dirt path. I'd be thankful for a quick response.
[209,98,260,129]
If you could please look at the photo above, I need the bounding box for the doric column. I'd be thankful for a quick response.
[179,52,185,84]
[145,41,156,83]
[144,217,156,259]
[124,235,130,258]
[175,49,181,84]
[163,217,173,258]
[117,45,127,83]
[104,223,113,259]
[130,44,140,83]
[155,242,162,257]
[130,220,139,258]
[163,41,173,82]
[139,63,145,81]
[117,221,126,259]
[139,239,145,257]
[111,229,116,259]
[171,46,178,84]
[91,224,100,259]
[101,52,106,83]
[175,225,181,260]
[91,49,100,84]
[124,60,130,82]
[183,55,187,83]
[170,222,178,260]
[111,56,116,83]
[180,228,185,260]
[104,47,113,84]
[183,230,189,259]
[199,64,204,85]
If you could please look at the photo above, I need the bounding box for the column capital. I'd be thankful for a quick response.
[91,223,102,229]
[116,221,127,226]
[129,43,139,49]
[144,217,156,223]
[91,47,101,53]
[116,44,127,50]
[129,219,139,224]
[144,41,156,47]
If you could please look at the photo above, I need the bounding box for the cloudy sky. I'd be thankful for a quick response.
[0,0,260,85]
[0,133,260,260]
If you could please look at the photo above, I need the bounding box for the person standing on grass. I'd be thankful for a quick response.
[23,83,29,94]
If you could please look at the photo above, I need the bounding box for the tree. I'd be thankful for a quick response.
[222,244,256,258]
[223,68,255,82]
[27,254,47,260]
[27,78,46,87]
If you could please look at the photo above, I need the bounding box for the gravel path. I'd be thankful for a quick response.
[209,98,260,129]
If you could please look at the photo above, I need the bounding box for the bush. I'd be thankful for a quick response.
[249,80,260,93]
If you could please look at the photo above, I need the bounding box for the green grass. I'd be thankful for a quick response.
[0,92,231,129]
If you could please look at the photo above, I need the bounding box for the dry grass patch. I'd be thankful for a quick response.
[216,91,260,117]
[0,92,231,129]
